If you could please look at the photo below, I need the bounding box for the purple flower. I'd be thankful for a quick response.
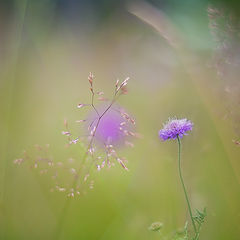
[159,118,193,141]
[95,109,124,144]
[88,105,133,146]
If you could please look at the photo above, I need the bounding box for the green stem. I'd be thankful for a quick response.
[177,136,197,237]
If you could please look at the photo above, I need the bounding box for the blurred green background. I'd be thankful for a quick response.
[1,0,240,239]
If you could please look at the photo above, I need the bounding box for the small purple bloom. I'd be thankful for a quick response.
[159,118,193,141]
[95,109,124,144]
[88,105,133,146]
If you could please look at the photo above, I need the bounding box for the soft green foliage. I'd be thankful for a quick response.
[193,208,207,240]
[173,222,189,240]
[149,216,207,240]
[148,221,189,240]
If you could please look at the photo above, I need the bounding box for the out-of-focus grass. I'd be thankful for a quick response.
[0,1,240,240]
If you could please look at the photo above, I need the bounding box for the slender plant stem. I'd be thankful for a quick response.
[54,90,119,240]
[177,136,197,237]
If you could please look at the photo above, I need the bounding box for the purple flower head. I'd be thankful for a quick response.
[159,118,193,141]
[88,105,133,147]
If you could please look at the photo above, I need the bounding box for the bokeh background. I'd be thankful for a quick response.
[1,0,240,239]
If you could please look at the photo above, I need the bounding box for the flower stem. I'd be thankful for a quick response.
[177,136,197,236]
[54,93,118,240]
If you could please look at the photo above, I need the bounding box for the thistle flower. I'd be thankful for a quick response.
[158,118,193,141]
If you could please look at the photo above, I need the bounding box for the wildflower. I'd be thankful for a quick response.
[88,106,133,146]
[159,118,193,141]
[158,117,202,239]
